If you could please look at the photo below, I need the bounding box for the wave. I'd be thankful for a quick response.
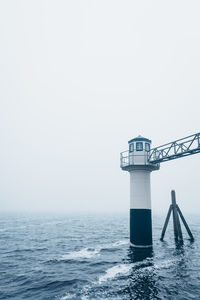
[97,259,150,284]
[60,293,76,300]
[4,247,48,254]
[112,240,128,246]
[59,257,178,300]
[98,257,176,284]
[98,264,132,283]
[61,248,100,260]
[60,240,128,261]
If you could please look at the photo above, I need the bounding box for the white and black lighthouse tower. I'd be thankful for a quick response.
[120,135,159,248]
[121,132,200,247]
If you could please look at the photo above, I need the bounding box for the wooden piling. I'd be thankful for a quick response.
[160,205,172,241]
[171,190,183,241]
[160,190,194,242]
[176,205,194,241]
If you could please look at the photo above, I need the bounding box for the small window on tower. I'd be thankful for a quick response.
[136,142,143,151]
[129,143,134,152]
[145,143,150,151]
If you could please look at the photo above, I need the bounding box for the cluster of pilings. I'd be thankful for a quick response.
[160,190,194,242]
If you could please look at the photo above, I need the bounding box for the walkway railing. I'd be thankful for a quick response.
[120,151,151,168]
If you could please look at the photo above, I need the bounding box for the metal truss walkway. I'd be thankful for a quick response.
[148,132,200,164]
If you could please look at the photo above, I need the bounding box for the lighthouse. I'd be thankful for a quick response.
[120,135,160,248]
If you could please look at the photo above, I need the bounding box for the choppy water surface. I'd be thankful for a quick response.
[0,213,200,300]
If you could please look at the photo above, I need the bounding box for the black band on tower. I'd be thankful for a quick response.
[130,209,152,247]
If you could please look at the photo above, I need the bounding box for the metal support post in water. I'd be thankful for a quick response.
[176,205,194,241]
[160,190,194,242]
[160,205,172,241]
[171,190,183,241]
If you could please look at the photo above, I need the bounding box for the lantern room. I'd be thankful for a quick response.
[128,135,151,154]
[120,135,160,170]
[128,135,151,165]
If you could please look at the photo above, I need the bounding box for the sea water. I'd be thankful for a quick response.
[0,213,200,300]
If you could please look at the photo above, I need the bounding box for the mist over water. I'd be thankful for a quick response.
[0,213,200,300]
[1,2,200,299]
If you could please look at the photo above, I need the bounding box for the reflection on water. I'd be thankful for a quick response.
[128,246,153,263]
[125,238,196,300]
[126,247,159,300]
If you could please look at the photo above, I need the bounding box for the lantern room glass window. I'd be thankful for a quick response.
[129,143,134,152]
[136,142,143,151]
[145,143,150,151]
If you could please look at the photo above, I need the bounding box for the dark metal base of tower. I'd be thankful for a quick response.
[130,209,152,248]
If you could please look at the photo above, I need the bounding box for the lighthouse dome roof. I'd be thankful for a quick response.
[128,135,151,144]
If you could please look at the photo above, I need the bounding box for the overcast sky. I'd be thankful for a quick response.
[0,1,200,214]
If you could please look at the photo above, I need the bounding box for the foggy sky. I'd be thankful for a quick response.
[0,1,200,214]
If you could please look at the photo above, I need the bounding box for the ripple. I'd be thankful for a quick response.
[1,214,200,300]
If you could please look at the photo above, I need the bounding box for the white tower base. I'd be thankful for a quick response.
[130,169,152,247]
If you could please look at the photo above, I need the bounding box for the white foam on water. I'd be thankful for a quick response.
[61,248,100,260]
[112,240,129,246]
[98,258,156,284]
[60,239,128,260]
[100,239,128,250]
[80,284,91,300]
[60,293,75,299]
[154,259,176,270]
[98,264,132,283]
[81,296,89,300]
